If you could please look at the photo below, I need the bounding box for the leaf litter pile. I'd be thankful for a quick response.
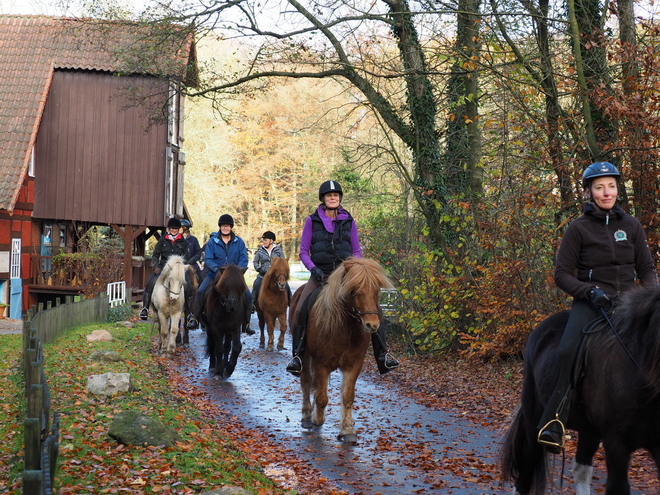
[1,322,659,494]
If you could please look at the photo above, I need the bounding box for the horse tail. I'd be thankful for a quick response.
[499,403,548,495]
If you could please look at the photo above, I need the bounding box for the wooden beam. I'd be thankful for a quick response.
[110,225,147,290]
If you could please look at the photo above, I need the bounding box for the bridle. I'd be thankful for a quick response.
[272,273,288,290]
[347,306,380,321]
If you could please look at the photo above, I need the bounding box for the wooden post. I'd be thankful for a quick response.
[24,418,41,470]
[111,224,146,292]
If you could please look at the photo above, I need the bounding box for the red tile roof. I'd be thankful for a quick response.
[0,15,197,212]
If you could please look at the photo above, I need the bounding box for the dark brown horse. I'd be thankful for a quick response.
[500,285,660,495]
[201,264,249,379]
[290,257,393,443]
[255,256,290,351]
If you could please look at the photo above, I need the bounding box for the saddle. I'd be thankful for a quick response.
[298,286,323,328]
[572,315,609,388]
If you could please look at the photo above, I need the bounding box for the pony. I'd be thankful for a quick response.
[201,264,249,379]
[151,255,187,356]
[255,256,290,351]
[500,285,660,495]
[290,257,393,443]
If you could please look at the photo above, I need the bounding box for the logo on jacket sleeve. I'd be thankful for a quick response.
[614,229,628,242]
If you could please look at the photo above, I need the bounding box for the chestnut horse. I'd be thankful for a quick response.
[290,257,393,443]
[255,256,290,351]
[500,285,660,495]
[151,255,187,357]
[202,264,249,379]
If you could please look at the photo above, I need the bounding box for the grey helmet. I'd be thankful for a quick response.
[582,162,620,187]
[180,219,192,229]
[318,180,343,201]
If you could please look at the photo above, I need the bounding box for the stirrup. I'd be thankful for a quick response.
[538,418,566,452]
[139,308,149,320]
[187,314,198,330]
[384,353,399,370]
[286,355,303,376]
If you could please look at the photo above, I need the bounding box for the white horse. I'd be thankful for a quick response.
[151,255,187,356]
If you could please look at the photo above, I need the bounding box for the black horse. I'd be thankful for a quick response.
[201,264,249,379]
[500,285,660,495]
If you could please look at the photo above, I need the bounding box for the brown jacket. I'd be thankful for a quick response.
[554,203,657,300]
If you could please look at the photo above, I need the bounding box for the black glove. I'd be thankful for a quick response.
[311,267,325,283]
[589,287,611,309]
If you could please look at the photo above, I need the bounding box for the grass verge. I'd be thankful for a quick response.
[0,322,289,494]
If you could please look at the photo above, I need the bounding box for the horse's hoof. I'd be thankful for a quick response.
[301,419,314,429]
[259,341,265,349]
[267,345,274,352]
[338,433,358,444]
[277,344,285,351]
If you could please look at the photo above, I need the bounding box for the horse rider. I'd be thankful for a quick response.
[252,231,292,311]
[181,219,203,284]
[139,217,190,320]
[537,161,658,452]
[193,214,255,335]
[285,180,400,377]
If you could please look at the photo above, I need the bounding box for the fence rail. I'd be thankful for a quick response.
[21,293,108,494]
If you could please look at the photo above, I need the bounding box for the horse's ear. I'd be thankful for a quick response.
[240,266,248,274]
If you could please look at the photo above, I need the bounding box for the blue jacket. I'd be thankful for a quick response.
[204,231,248,279]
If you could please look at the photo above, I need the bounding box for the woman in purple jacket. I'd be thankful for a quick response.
[537,162,658,452]
[286,180,399,376]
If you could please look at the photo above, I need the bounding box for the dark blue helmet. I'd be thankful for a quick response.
[582,162,620,187]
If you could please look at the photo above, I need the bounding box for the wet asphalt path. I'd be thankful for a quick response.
[179,315,507,494]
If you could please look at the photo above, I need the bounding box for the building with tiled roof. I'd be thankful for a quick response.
[0,15,198,317]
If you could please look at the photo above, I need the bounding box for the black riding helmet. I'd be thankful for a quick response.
[582,162,620,188]
[262,231,276,241]
[318,180,343,202]
[167,217,181,229]
[218,214,234,227]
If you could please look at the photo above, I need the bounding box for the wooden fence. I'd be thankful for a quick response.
[21,292,109,494]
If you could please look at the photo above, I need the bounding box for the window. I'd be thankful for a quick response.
[11,239,21,279]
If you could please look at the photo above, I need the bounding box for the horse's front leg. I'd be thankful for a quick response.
[603,440,632,495]
[573,431,599,495]
[276,311,286,351]
[167,314,180,356]
[224,330,242,378]
[338,360,364,443]
[312,367,330,427]
[157,313,169,355]
[265,313,276,351]
[257,311,266,349]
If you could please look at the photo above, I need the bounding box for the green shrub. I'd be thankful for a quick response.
[106,303,134,322]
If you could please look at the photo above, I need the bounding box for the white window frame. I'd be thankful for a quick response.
[11,239,21,279]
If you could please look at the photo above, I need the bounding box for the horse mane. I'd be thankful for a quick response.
[158,255,187,284]
[263,257,290,287]
[610,285,660,388]
[312,257,393,339]
[206,264,248,314]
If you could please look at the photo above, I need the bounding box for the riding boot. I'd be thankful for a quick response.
[372,325,399,374]
[186,294,198,330]
[242,292,255,335]
[140,292,150,320]
[286,324,306,376]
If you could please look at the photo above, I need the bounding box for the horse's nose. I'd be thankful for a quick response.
[364,321,380,333]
